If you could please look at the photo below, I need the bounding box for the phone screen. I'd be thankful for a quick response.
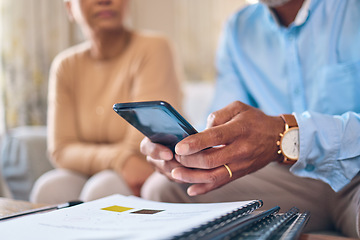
[113,101,197,151]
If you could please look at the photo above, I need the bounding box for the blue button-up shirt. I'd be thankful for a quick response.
[211,0,360,192]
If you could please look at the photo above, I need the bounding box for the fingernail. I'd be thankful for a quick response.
[160,151,172,160]
[206,113,215,129]
[187,187,197,196]
[175,143,189,155]
[171,169,182,181]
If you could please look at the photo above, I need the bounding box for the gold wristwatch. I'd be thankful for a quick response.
[276,114,299,164]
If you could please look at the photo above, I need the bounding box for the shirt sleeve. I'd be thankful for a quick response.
[214,13,360,193]
[291,111,360,192]
[47,38,183,176]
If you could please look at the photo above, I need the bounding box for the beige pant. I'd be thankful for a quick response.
[141,163,360,238]
[30,169,132,204]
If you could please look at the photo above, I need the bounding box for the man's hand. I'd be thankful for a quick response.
[140,137,186,183]
[141,101,284,196]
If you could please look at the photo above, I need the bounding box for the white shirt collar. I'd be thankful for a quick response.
[293,0,312,26]
[268,0,312,27]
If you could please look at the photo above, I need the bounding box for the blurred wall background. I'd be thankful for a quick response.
[0,0,249,133]
[130,0,247,81]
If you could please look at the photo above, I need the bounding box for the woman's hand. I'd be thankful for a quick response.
[121,155,154,197]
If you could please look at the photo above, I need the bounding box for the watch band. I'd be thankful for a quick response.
[280,114,298,129]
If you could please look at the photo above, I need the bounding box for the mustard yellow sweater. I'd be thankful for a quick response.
[47,31,183,176]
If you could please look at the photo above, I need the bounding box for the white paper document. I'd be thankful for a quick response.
[0,194,255,240]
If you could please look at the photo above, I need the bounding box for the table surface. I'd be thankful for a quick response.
[300,234,358,240]
[0,197,47,216]
[0,198,357,240]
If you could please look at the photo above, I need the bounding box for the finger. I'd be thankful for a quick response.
[146,156,186,183]
[147,156,182,173]
[174,146,225,168]
[140,137,173,160]
[171,164,231,184]
[176,120,245,156]
[177,136,255,169]
[185,164,236,196]
[187,183,221,196]
[187,162,239,196]
[187,183,220,196]
[206,101,249,128]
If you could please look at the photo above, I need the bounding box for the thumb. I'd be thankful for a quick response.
[206,101,249,129]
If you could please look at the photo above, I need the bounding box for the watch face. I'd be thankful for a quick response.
[280,128,299,160]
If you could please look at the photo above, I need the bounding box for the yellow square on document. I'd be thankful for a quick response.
[101,205,134,213]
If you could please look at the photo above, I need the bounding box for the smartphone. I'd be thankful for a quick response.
[113,101,198,151]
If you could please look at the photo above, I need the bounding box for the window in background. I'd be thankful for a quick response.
[0,0,79,132]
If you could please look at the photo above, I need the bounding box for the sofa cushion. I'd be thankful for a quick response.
[1,126,53,200]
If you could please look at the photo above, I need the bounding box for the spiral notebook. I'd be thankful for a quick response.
[172,206,310,240]
[0,194,309,240]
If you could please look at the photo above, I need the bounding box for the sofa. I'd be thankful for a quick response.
[0,126,52,200]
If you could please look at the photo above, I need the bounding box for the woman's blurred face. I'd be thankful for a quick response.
[68,0,129,33]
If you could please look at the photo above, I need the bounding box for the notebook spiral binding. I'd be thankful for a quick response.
[278,211,311,240]
[170,199,264,240]
[226,207,310,240]
[255,207,300,240]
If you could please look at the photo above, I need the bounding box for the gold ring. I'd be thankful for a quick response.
[223,164,232,178]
